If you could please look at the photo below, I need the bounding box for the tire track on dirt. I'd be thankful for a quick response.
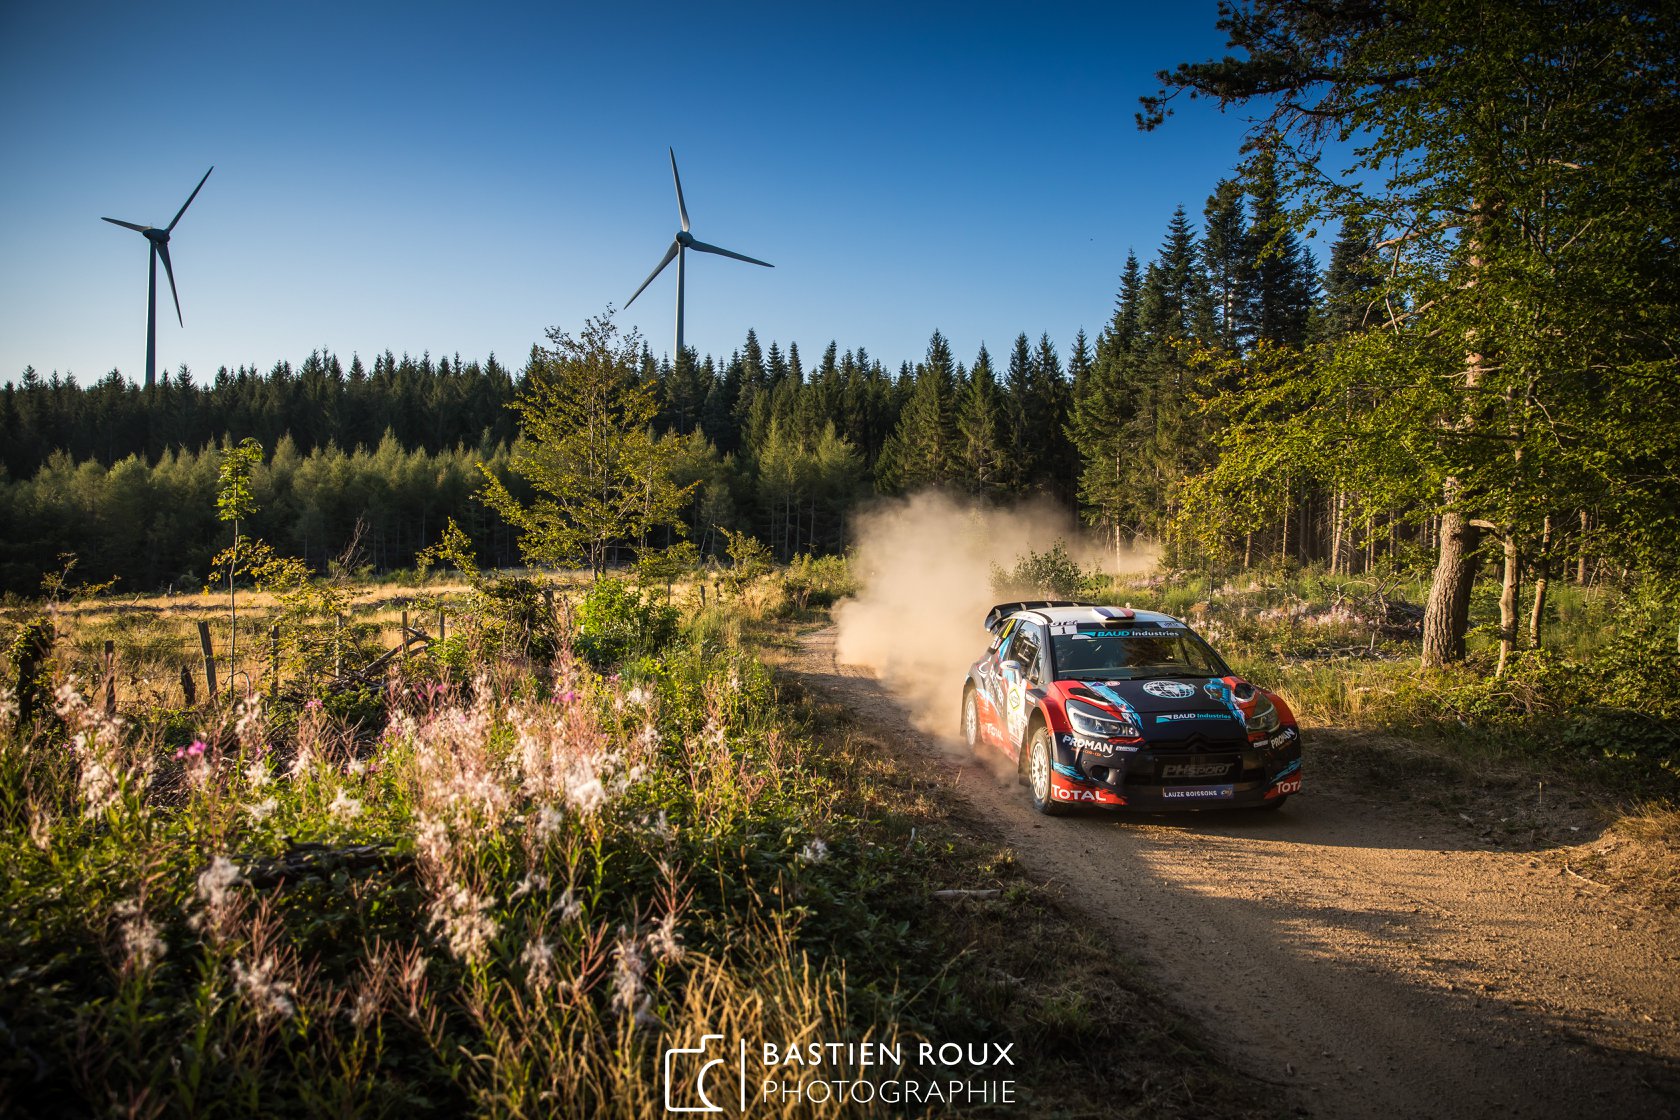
[791,626,1680,1119]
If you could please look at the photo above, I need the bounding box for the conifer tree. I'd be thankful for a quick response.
[877,331,956,492]
[955,343,1007,494]
[1202,180,1252,352]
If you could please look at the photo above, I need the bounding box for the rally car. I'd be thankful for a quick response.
[960,601,1302,814]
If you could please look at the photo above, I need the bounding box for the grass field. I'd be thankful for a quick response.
[0,567,1288,1118]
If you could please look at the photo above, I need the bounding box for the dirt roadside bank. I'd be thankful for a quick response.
[789,625,1680,1119]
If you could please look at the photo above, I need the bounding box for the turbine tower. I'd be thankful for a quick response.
[625,149,772,359]
[102,166,213,389]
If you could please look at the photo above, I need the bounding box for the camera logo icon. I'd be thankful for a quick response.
[663,1033,742,1114]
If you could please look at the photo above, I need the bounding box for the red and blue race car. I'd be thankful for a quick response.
[960,601,1303,814]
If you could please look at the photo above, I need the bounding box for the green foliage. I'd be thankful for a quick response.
[572,578,679,668]
[719,528,772,595]
[781,553,855,611]
[215,437,263,525]
[633,540,698,594]
[479,314,697,574]
[991,539,1093,599]
[415,517,481,585]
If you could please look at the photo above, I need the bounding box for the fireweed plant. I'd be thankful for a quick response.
[0,584,901,1119]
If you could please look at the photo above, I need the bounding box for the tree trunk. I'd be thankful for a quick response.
[1530,515,1551,648]
[1576,508,1589,584]
[1330,491,1345,576]
[229,521,239,699]
[1495,532,1520,678]
[1422,508,1482,667]
[1280,478,1291,565]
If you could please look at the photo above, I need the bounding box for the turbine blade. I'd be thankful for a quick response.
[669,148,689,232]
[625,240,680,309]
[686,238,774,269]
[158,242,183,326]
[103,217,150,232]
[168,166,213,232]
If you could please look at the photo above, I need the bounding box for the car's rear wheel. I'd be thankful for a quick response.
[961,687,980,750]
[1026,725,1068,816]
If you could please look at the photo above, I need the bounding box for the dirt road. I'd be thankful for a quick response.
[791,626,1680,1119]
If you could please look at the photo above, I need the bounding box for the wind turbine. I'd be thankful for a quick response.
[102,166,213,389]
[625,149,772,359]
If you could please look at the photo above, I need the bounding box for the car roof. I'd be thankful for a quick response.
[1012,604,1183,627]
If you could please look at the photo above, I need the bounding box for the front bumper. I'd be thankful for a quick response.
[1049,728,1303,809]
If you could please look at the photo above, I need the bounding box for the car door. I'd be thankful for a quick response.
[976,618,1015,746]
[1001,621,1045,753]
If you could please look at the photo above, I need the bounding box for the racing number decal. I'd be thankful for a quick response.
[1005,671,1027,743]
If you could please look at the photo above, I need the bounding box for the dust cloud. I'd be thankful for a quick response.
[832,491,1157,750]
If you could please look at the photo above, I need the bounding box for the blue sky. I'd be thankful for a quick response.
[0,1,1274,382]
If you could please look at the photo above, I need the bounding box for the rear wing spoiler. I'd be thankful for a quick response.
[983,600,1088,633]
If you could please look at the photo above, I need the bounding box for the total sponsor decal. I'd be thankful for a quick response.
[1160,785,1235,801]
[1051,786,1126,805]
[1266,759,1303,797]
[1141,680,1197,700]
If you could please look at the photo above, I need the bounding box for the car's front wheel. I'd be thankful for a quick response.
[1025,725,1068,816]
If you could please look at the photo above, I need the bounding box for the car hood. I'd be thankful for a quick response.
[1060,677,1245,721]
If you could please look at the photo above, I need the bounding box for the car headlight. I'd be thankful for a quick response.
[1245,693,1281,735]
[1066,699,1140,740]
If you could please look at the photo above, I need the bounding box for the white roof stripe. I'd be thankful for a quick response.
[1014,605,1182,626]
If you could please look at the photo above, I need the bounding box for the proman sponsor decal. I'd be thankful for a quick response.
[1061,733,1139,756]
[1141,680,1197,700]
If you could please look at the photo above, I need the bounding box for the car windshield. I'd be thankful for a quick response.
[1050,626,1227,680]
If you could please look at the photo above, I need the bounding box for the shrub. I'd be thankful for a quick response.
[781,554,855,611]
[574,578,680,668]
[990,539,1093,600]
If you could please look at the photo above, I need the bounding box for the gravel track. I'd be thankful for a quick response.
[792,626,1680,1119]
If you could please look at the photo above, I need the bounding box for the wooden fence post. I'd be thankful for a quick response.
[401,610,410,661]
[196,620,218,696]
[180,664,197,707]
[269,625,281,699]
[103,640,116,715]
[437,609,445,644]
